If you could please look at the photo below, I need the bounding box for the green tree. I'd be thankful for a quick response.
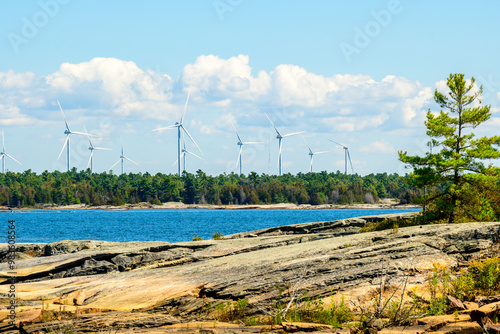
[399,73,500,223]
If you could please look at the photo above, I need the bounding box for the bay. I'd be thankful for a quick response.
[1,208,420,243]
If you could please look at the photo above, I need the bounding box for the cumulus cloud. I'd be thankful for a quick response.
[181,54,271,102]
[0,103,38,126]
[0,70,36,89]
[360,140,396,154]
[0,55,436,138]
[46,57,175,119]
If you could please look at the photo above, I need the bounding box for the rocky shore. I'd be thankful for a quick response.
[0,213,499,333]
[11,198,420,211]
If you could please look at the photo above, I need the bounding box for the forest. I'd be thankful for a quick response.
[0,169,421,207]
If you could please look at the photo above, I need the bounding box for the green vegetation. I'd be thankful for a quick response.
[428,245,500,303]
[192,233,203,241]
[399,73,500,224]
[212,231,224,240]
[0,169,419,207]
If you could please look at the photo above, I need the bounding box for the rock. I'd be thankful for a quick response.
[433,321,483,334]
[470,301,500,324]
[14,308,42,325]
[364,318,384,330]
[447,295,465,311]
[486,324,500,334]
[463,301,479,310]
[378,326,427,334]
[417,314,471,330]
[54,290,86,306]
[282,322,334,332]
[64,259,118,277]
[44,240,97,255]
[476,294,500,305]
[0,219,499,333]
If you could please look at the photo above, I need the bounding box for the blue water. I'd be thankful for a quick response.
[0,208,420,243]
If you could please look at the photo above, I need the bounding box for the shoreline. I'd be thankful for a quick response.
[2,200,421,212]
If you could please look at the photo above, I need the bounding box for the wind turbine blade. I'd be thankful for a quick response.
[265,113,281,136]
[283,131,305,138]
[328,139,347,149]
[94,147,111,151]
[120,136,124,155]
[83,125,94,148]
[172,152,186,166]
[347,149,354,173]
[302,136,313,154]
[2,130,4,152]
[236,146,242,168]
[181,126,203,155]
[57,100,70,132]
[109,159,121,170]
[153,125,178,132]
[5,153,21,165]
[242,142,264,145]
[180,87,191,124]
[315,151,330,155]
[231,121,243,143]
[87,151,93,169]
[185,150,204,161]
[57,135,70,160]
[72,130,97,137]
[123,156,140,166]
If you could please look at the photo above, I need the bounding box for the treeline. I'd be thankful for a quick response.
[0,169,422,207]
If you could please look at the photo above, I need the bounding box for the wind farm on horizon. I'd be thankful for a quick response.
[1,93,358,177]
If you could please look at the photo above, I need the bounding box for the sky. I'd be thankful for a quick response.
[0,0,499,176]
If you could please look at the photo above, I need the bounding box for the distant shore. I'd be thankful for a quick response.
[1,199,421,212]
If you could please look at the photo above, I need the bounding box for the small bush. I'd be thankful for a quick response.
[192,233,203,241]
[212,232,224,240]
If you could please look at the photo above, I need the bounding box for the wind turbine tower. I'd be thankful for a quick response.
[57,101,95,171]
[110,137,140,175]
[329,140,354,174]
[303,137,329,173]
[265,114,304,176]
[84,126,111,173]
[153,89,202,176]
[172,133,204,172]
[232,122,263,175]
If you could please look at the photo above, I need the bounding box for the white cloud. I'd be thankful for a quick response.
[181,54,271,102]
[0,70,36,89]
[0,55,435,140]
[46,57,175,119]
[360,140,396,154]
[0,104,38,126]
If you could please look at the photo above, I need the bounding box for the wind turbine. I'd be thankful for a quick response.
[172,133,204,172]
[153,89,202,176]
[232,122,263,175]
[110,137,140,175]
[302,137,329,173]
[265,113,304,176]
[84,126,111,173]
[329,140,354,174]
[57,100,96,171]
[0,130,22,173]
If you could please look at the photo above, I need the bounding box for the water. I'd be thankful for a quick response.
[1,208,420,243]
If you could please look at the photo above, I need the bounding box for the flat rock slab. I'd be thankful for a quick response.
[0,218,499,332]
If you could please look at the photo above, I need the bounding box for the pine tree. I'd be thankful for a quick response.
[399,73,500,223]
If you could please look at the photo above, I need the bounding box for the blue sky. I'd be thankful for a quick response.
[0,0,499,175]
